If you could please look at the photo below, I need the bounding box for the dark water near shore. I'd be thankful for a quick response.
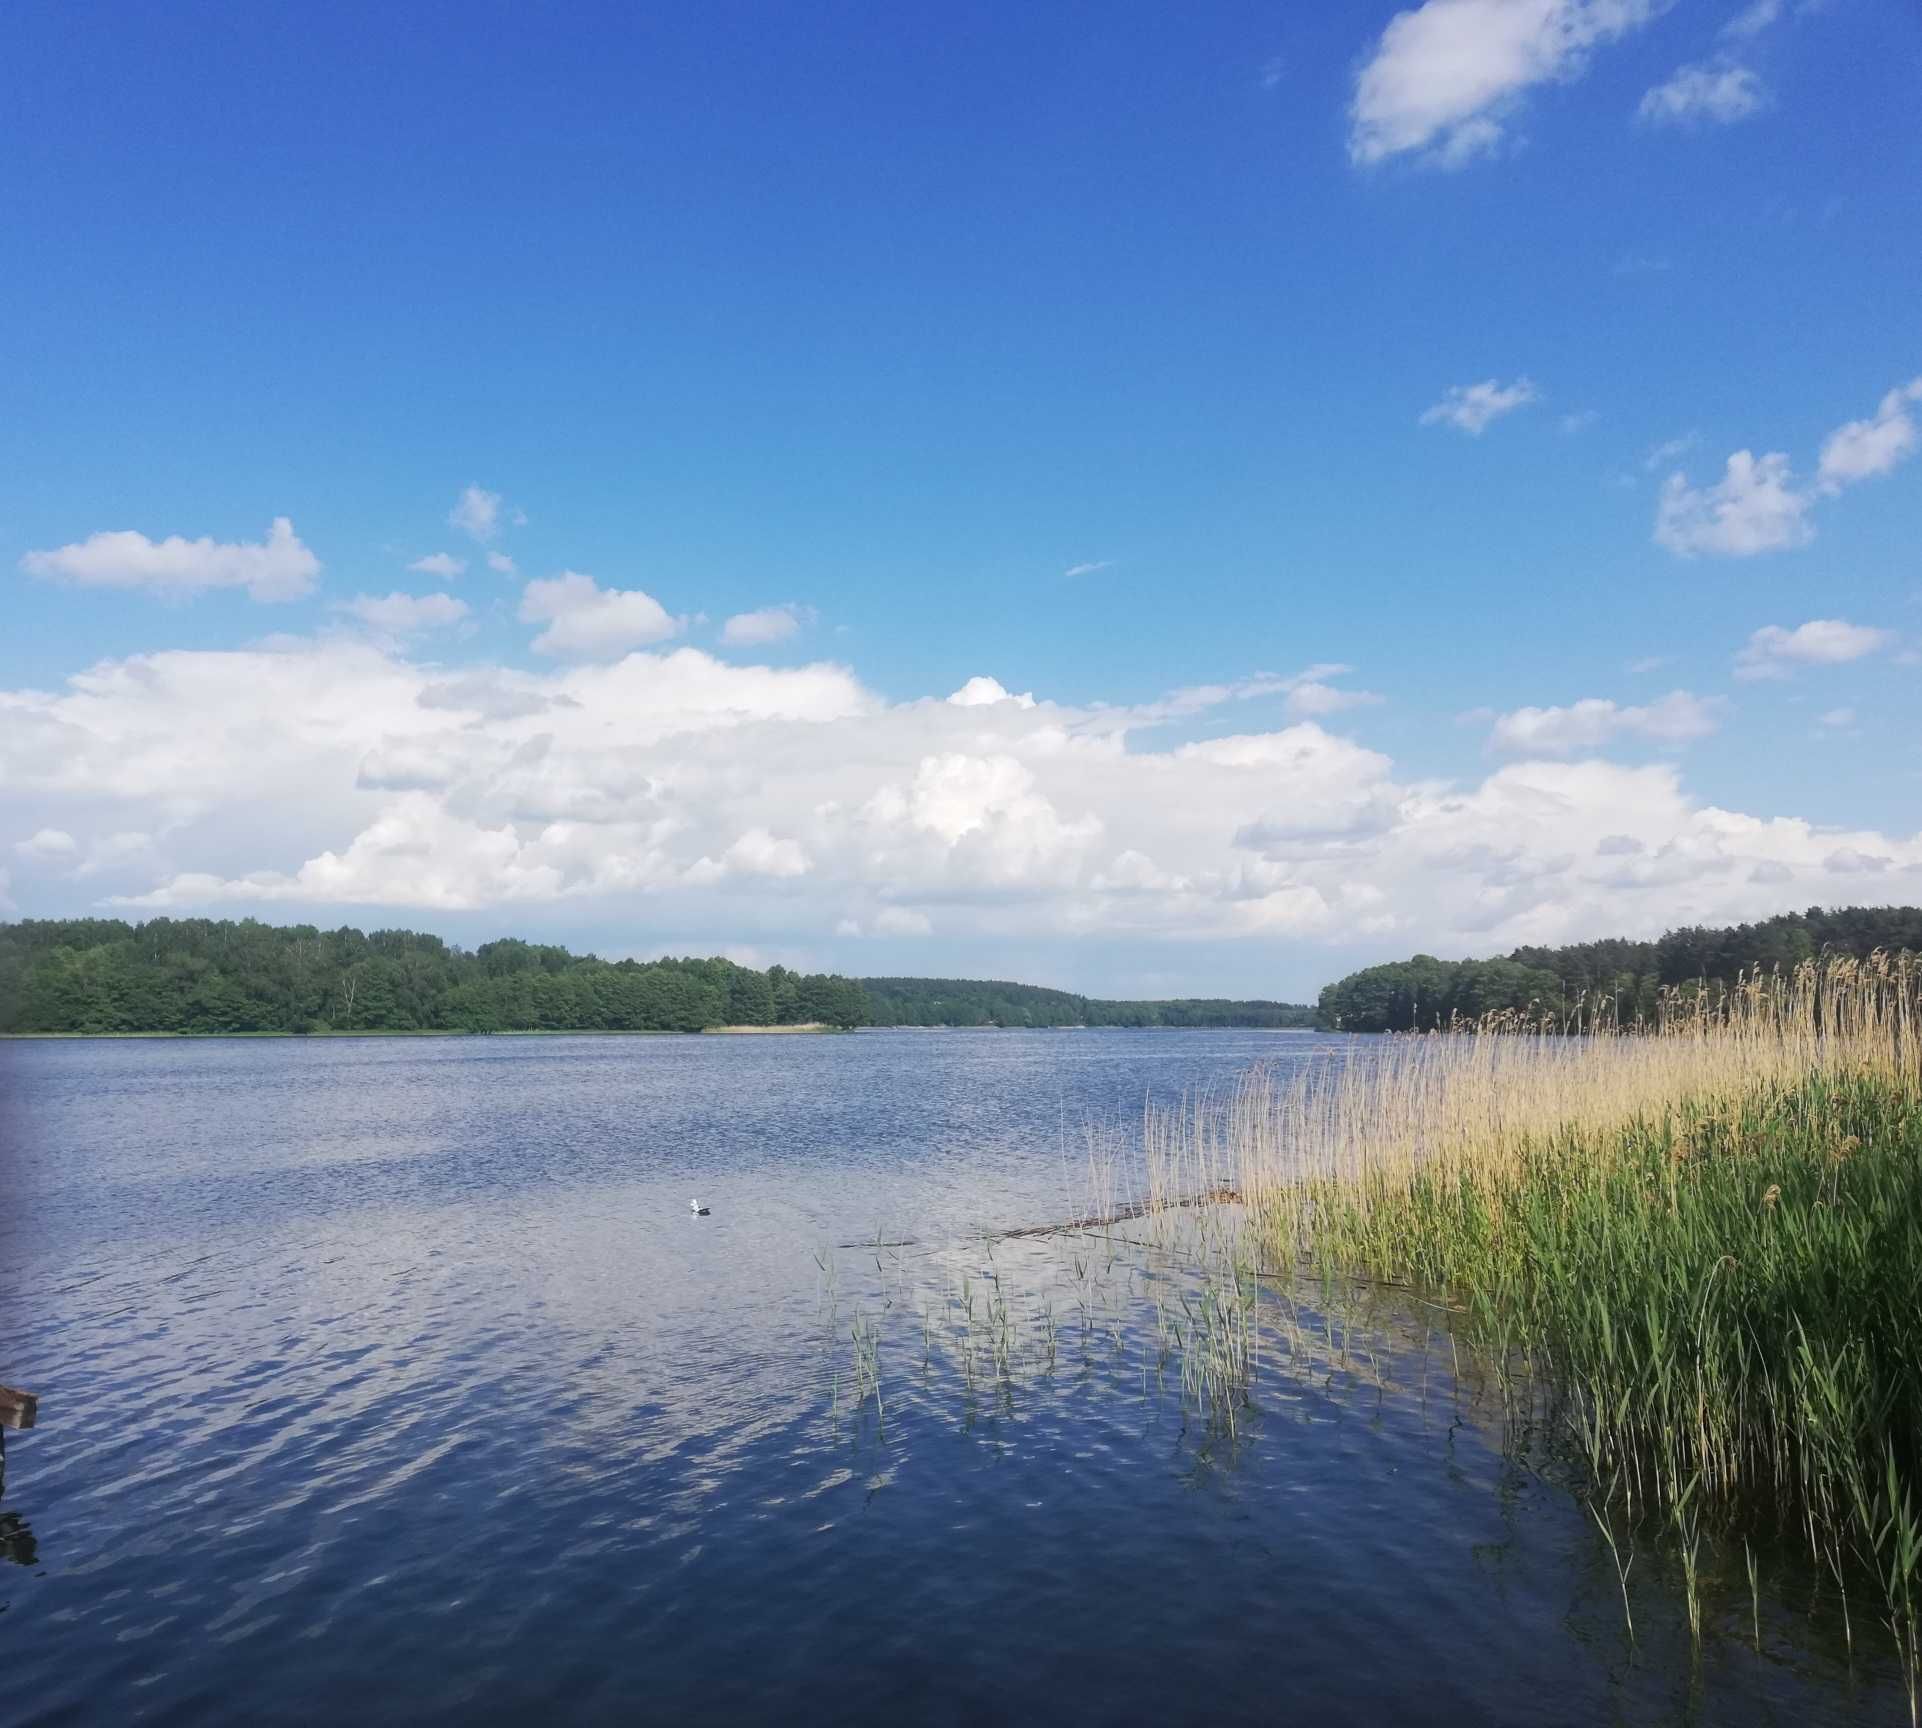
[0,1032,1906,1724]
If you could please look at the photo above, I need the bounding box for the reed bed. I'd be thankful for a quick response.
[1146,953,1922,1696]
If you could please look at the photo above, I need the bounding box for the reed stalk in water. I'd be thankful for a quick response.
[1154,953,1921,1691]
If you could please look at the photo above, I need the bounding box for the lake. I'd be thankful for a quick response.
[0,1032,1905,1724]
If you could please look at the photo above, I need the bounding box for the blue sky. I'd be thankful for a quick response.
[3,0,1918,999]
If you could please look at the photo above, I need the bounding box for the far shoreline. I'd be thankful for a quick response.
[0,1023,1327,1041]
[0,1026,834,1041]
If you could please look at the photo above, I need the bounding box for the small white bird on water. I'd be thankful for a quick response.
[689,1197,710,1216]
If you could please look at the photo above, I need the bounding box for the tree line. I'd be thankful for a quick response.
[1314,905,1922,1032]
[0,918,871,1034]
[858,976,1315,1029]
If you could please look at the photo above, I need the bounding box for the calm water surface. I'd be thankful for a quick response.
[0,1032,1905,1724]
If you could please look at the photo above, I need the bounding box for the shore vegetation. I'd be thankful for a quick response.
[1161,952,1922,1706]
[1316,903,1922,1031]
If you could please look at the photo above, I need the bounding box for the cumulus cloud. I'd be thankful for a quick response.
[1723,0,1782,38]
[486,552,518,576]
[1816,377,1922,493]
[1654,451,1811,556]
[948,676,1037,709]
[686,827,812,883]
[519,573,684,657]
[1655,376,1922,557]
[449,486,505,543]
[1734,619,1893,680]
[408,552,467,579]
[720,604,812,647]
[728,828,811,878]
[21,517,320,602]
[342,592,472,636]
[1286,680,1384,717]
[1350,0,1664,169]
[1638,62,1766,125]
[76,831,154,877]
[14,828,78,861]
[1421,377,1539,434]
[3,637,1916,961]
[1487,690,1723,754]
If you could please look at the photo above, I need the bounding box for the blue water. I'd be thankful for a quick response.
[0,1033,1905,1724]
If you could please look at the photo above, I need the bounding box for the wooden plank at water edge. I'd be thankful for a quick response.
[0,1386,37,1430]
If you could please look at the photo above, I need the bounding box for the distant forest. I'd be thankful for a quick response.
[859,977,1315,1029]
[0,918,870,1035]
[12,907,1913,1040]
[0,918,1318,1036]
[1315,905,1922,1033]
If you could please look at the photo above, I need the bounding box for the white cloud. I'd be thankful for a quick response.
[1638,62,1767,125]
[724,828,812,879]
[1734,619,1893,680]
[342,592,472,635]
[948,676,1037,709]
[14,828,78,861]
[76,831,155,878]
[1654,450,1812,556]
[449,485,504,543]
[1723,0,1782,38]
[1816,377,1922,493]
[686,827,813,883]
[1817,707,1857,731]
[408,552,467,579]
[486,551,518,576]
[1488,690,1723,754]
[4,636,1916,964]
[720,604,811,647]
[1637,0,1790,132]
[1350,0,1665,169]
[1063,560,1113,579]
[1559,410,1599,435]
[1655,376,1922,557]
[1421,377,1539,435]
[21,517,320,602]
[1286,680,1385,717]
[519,572,684,658]
[1644,432,1699,470]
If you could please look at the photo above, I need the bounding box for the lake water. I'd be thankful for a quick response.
[0,1032,1906,1724]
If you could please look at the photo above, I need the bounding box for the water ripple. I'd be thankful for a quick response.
[0,1033,1905,1724]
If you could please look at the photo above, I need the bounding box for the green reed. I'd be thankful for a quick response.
[1262,1059,1922,1701]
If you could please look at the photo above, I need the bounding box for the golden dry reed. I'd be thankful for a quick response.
[1137,953,1922,1700]
[1160,952,1920,1214]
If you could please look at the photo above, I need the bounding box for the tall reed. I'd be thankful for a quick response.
[1151,953,1922,1691]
